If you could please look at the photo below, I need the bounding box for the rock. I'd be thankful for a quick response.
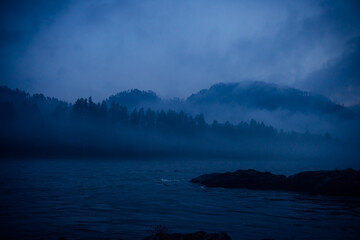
[191,169,287,190]
[143,231,232,240]
[287,168,360,196]
[191,168,360,196]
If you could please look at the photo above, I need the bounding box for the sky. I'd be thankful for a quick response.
[0,0,359,105]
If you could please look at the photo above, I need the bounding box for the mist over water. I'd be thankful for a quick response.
[1,0,360,239]
[1,79,360,239]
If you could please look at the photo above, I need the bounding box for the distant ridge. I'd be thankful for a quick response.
[187,81,355,118]
[106,89,160,108]
[1,81,357,119]
[0,85,68,114]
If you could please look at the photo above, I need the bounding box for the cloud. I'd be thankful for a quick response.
[293,0,360,105]
[302,37,360,105]
[0,0,73,89]
[0,0,360,103]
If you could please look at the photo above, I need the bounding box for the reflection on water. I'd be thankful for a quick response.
[0,158,359,240]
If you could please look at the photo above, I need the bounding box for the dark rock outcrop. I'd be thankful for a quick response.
[191,168,360,196]
[191,169,287,190]
[144,231,232,240]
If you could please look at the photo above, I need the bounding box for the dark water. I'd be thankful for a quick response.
[0,158,360,240]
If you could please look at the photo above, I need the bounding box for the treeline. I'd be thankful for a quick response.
[69,97,297,139]
[0,86,336,159]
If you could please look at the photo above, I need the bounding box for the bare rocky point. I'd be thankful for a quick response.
[191,168,360,196]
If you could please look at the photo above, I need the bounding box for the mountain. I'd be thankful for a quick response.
[107,89,160,108]
[0,85,350,160]
[104,82,356,124]
[0,85,68,115]
[66,82,356,121]
[1,82,358,137]
[187,82,355,119]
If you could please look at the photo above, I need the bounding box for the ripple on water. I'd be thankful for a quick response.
[0,158,360,240]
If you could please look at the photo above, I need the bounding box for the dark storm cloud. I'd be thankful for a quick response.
[0,0,72,88]
[0,1,71,43]
[298,0,360,105]
[303,37,360,105]
[0,0,359,104]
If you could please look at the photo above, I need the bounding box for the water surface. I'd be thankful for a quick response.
[0,158,359,239]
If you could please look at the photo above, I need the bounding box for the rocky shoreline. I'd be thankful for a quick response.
[191,168,360,196]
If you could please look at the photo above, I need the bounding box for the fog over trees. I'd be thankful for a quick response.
[0,84,358,160]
